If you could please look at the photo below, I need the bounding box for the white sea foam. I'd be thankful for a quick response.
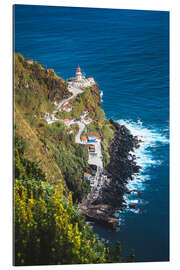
[118,119,169,170]
[117,119,169,214]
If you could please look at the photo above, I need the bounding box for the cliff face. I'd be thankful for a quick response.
[107,121,141,183]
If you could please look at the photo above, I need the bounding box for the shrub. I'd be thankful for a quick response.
[14,180,106,265]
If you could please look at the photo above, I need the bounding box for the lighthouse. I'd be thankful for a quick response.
[76,66,83,81]
[67,65,95,89]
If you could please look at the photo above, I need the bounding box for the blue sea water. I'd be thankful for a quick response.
[14,5,169,262]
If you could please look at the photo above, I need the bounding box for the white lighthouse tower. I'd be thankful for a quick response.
[75,66,83,81]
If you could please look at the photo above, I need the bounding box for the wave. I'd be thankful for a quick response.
[117,119,169,216]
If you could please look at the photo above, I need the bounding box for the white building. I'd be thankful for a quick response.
[63,118,73,126]
[81,136,88,144]
[95,136,101,142]
[62,103,72,112]
[84,173,91,181]
[83,117,92,125]
[67,66,95,89]
[88,133,96,141]
[26,59,33,65]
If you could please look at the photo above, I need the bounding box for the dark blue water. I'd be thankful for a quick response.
[14,5,169,262]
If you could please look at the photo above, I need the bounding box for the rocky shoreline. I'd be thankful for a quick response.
[79,120,142,229]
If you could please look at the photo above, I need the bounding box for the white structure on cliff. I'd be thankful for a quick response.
[67,66,95,89]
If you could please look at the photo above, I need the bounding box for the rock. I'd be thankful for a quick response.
[79,121,142,229]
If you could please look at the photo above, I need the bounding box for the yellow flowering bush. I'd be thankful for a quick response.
[14,180,106,266]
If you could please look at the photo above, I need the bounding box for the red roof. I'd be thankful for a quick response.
[64,104,72,108]
[64,118,71,122]
[81,136,87,141]
[84,173,91,177]
[76,66,81,72]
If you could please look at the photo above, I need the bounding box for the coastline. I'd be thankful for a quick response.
[79,119,142,228]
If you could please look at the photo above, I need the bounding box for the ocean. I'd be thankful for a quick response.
[14,5,169,262]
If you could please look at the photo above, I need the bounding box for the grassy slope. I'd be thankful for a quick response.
[14,107,63,184]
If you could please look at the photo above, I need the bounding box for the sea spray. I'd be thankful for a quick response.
[117,119,169,216]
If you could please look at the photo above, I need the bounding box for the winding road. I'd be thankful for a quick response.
[45,84,103,170]
[75,122,86,144]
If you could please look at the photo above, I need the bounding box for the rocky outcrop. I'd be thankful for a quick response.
[79,203,119,229]
[79,120,142,228]
[42,75,71,102]
[107,120,141,183]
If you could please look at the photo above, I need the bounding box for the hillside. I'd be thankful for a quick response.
[14,53,136,265]
[14,53,115,202]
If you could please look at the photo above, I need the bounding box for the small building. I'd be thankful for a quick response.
[88,77,95,83]
[84,173,91,181]
[81,136,87,144]
[63,118,72,126]
[83,117,92,125]
[62,103,72,112]
[95,136,101,142]
[88,133,96,141]
[26,59,33,65]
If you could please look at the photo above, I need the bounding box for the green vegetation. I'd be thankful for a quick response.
[15,178,133,266]
[14,133,127,266]
[14,180,107,265]
[14,53,71,117]
[14,54,92,201]
[14,53,133,265]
